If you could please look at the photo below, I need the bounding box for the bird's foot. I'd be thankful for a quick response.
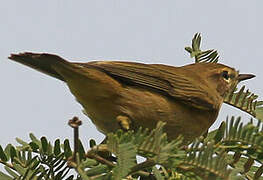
[116,115,131,131]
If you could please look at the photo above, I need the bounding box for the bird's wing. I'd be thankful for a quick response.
[82,61,218,110]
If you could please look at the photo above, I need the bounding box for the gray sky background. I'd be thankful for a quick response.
[0,1,262,153]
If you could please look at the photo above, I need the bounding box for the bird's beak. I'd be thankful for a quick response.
[238,74,256,82]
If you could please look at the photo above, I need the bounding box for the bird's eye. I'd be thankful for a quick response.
[222,71,230,81]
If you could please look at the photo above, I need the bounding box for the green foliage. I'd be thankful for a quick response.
[205,117,263,180]
[185,33,220,63]
[224,85,263,120]
[183,142,231,179]
[2,117,263,179]
[0,122,185,179]
[0,133,74,180]
[76,122,185,179]
[107,132,137,179]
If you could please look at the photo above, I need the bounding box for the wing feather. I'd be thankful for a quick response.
[81,61,217,110]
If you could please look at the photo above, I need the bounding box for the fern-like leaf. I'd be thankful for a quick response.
[224,85,263,120]
[185,33,219,63]
[206,116,263,179]
[133,122,185,166]
[107,133,137,180]
[183,142,231,179]
[0,134,75,179]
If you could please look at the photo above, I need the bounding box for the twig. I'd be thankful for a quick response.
[68,116,82,161]
[86,152,115,168]
[129,159,156,175]
[0,159,15,170]
[86,145,152,178]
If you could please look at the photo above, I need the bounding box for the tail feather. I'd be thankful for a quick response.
[8,52,66,81]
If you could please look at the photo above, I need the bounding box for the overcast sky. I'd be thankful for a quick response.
[0,1,262,154]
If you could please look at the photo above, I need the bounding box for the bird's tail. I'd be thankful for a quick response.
[8,52,68,81]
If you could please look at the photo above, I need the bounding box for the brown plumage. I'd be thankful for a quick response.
[8,52,255,143]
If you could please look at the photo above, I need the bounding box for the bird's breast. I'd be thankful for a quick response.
[119,87,220,141]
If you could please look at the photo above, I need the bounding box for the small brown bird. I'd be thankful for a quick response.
[8,53,255,142]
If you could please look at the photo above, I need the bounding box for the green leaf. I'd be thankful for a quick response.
[112,142,136,179]
[0,171,13,180]
[254,164,263,179]
[54,139,61,156]
[107,132,136,179]
[4,144,13,161]
[185,33,219,63]
[77,166,92,180]
[82,158,99,167]
[255,107,263,121]
[224,85,262,118]
[63,139,72,159]
[13,163,26,175]
[85,164,109,177]
[29,133,41,146]
[16,137,28,146]
[0,145,8,162]
[152,166,165,180]
[4,166,19,179]
[89,139,96,148]
[214,121,225,144]
[184,47,192,53]
[41,137,48,153]
[185,142,231,179]
[31,158,40,169]
[136,122,184,166]
[9,146,17,161]
[29,142,39,152]
[47,142,53,155]
[78,140,86,160]
[26,155,38,168]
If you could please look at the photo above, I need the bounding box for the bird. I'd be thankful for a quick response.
[8,52,255,142]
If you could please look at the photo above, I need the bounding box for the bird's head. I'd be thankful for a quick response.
[184,63,255,97]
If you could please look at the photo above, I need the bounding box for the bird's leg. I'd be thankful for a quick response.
[116,115,131,131]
